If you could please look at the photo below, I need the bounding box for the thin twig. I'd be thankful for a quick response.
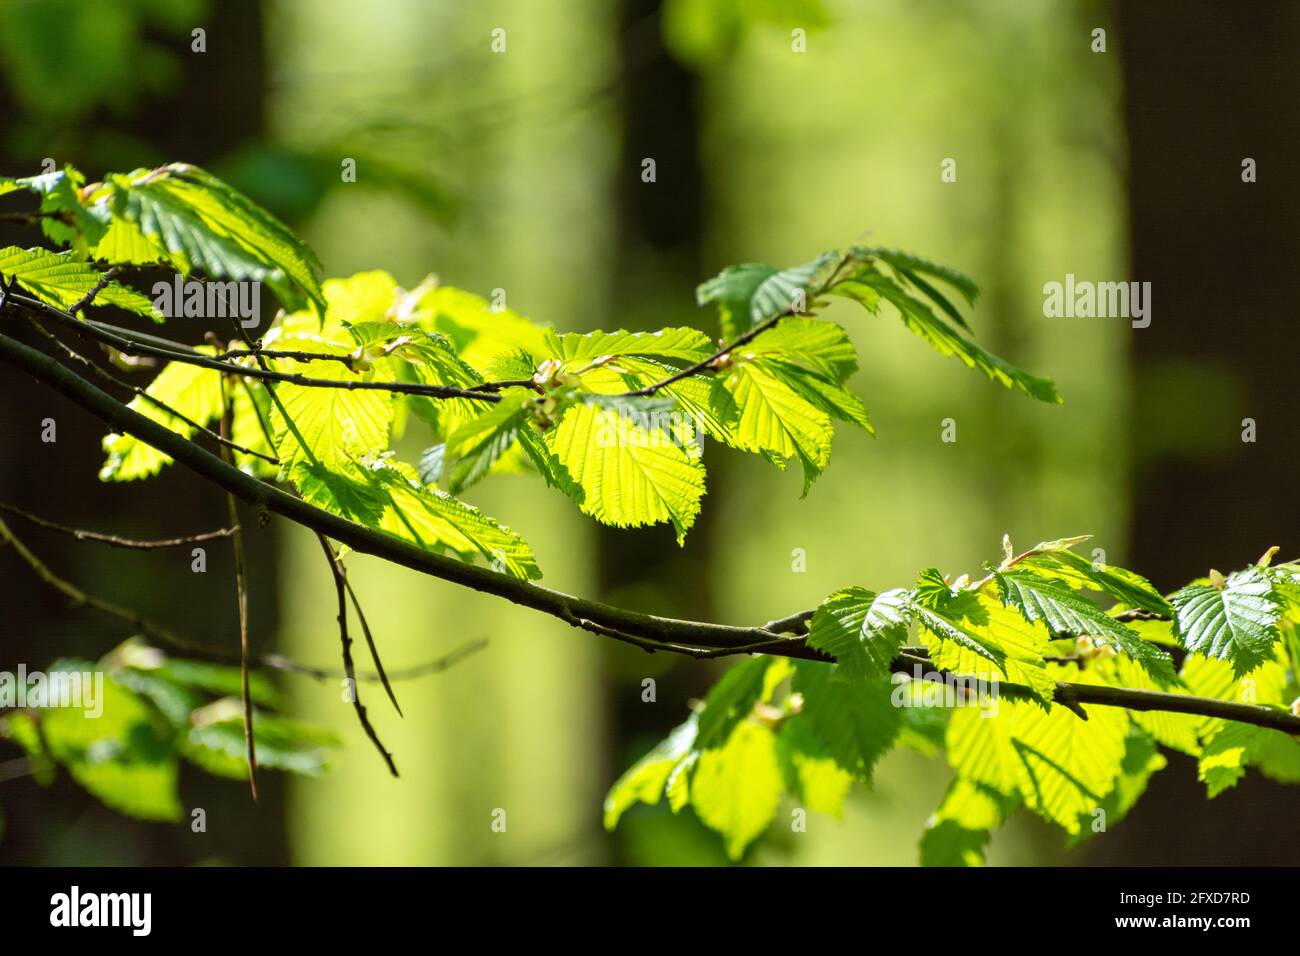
[620,251,853,398]
[261,638,488,683]
[24,315,278,464]
[68,267,119,316]
[338,558,402,716]
[317,534,399,776]
[0,501,237,550]
[219,374,258,800]
[0,509,475,682]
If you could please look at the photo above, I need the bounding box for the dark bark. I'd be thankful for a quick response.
[0,0,287,865]
[1087,0,1300,866]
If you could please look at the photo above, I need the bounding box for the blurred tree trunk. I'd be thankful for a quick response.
[0,0,286,865]
[599,0,719,861]
[1089,0,1300,864]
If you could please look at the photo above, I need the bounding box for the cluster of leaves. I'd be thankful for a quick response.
[0,640,338,822]
[3,161,1294,863]
[2,161,1055,571]
[607,538,1300,861]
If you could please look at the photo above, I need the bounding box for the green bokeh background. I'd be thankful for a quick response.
[5,0,1270,866]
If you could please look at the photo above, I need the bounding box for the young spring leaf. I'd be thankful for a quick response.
[544,400,705,543]
[602,715,700,829]
[945,665,1129,835]
[805,586,911,682]
[723,360,834,494]
[913,569,1056,702]
[1016,544,1173,617]
[994,569,1176,684]
[828,260,1060,404]
[265,337,396,474]
[1170,566,1285,677]
[543,327,714,366]
[919,778,1018,867]
[412,284,548,372]
[39,660,182,822]
[296,458,541,580]
[441,390,533,494]
[182,704,340,780]
[697,250,842,338]
[89,163,325,313]
[101,347,225,481]
[739,317,859,383]
[774,716,854,818]
[792,660,901,780]
[0,246,162,320]
[688,719,784,860]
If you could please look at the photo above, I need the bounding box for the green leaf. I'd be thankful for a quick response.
[695,655,772,750]
[805,586,911,682]
[1174,649,1297,796]
[739,318,859,383]
[0,166,108,251]
[442,390,532,493]
[602,715,699,829]
[775,716,854,818]
[516,423,584,501]
[266,338,395,474]
[182,702,339,779]
[919,778,1018,867]
[833,264,1059,403]
[101,347,224,481]
[229,380,277,477]
[543,327,714,366]
[40,663,181,822]
[697,251,841,338]
[689,719,783,860]
[0,245,161,320]
[1067,730,1166,844]
[93,163,324,312]
[654,372,741,445]
[945,666,1129,835]
[1100,649,1201,755]
[1171,566,1285,677]
[1017,544,1173,617]
[414,283,548,372]
[793,660,901,780]
[299,458,541,580]
[544,400,705,543]
[856,246,980,333]
[858,247,980,305]
[764,358,873,433]
[115,642,280,709]
[724,360,833,494]
[913,570,1056,702]
[1180,650,1290,741]
[994,569,1176,684]
[0,712,56,785]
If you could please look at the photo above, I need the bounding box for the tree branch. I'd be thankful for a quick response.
[2,327,1297,736]
[10,292,502,403]
[0,510,478,684]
